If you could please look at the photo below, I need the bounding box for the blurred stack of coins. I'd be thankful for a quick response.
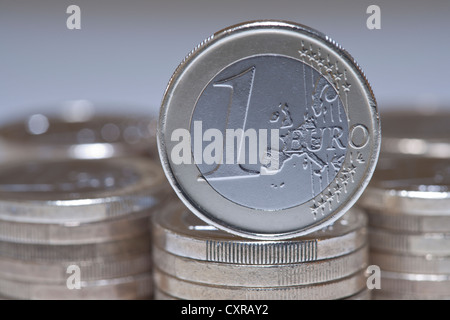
[0,101,170,300]
[151,202,371,300]
[0,100,158,162]
[358,110,450,300]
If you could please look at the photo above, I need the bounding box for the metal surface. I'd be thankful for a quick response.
[0,273,153,300]
[370,228,450,256]
[0,253,152,283]
[152,201,367,263]
[0,102,158,162]
[367,208,450,233]
[0,211,152,245]
[371,250,450,275]
[158,20,380,239]
[153,268,367,300]
[152,245,368,287]
[380,271,450,296]
[0,158,166,224]
[359,157,450,216]
[0,234,151,261]
[381,110,450,158]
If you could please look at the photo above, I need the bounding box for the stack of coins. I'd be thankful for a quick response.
[358,156,450,300]
[0,157,167,300]
[380,109,450,159]
[0,104,158,163]
[155,20,380,300]
[151,202,370,300]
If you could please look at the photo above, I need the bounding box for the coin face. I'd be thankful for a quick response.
[159,20,380,239]
[192,55,348,210]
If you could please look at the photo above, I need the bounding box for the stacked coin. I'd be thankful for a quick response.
[151,201,370,300]
[0,157,167,300]
[380,109,450,159]
[358,156,450,300]
[0,102,158,163]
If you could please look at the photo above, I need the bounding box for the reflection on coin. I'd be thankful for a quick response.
[359,157,450,216]
[373,291,450,300]
[380,271,450,296]
[152,201,367,263]
[0,253,152,283]
[371,250,450,275]
[367,209,450,233]
[158,20,380,239]
[343,288,372,300]
[0,101,158,162]
[153,268,367,300]
[381,110,450,158]
[153,245,368,287]
[0,273,152,300]
[0,234,151,261]
[154,288,179,300]
[0,212,151,245]
[370,228,450,256]
[0,158,166,224]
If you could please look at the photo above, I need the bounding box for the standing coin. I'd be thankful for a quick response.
[158,20,380,239]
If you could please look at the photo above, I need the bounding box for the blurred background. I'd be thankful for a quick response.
[0,0,449,123]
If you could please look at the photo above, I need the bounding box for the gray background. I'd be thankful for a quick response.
[1,0,449,122]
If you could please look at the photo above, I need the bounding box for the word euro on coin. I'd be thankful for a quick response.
[158,20,380,239]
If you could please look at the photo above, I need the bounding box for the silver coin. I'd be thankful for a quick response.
[0,233,151,261]
[342,288,372,300]
[380,270,450,296]
[0,102,158,163]
[370,250,450,274]
[0,158,167,224]
[0,211,152,245]
[380,109,450,159]
[366,208,450,233]
[158,20,380,240]
[370,228,450,256]
[373,290,450,300]
[154,288,179,300]
[152,201,367,263]
[0,253,152,283]
[359,157,450,216]
[152,245,368,287]
[153,268,367,300]
[0,273,153,300]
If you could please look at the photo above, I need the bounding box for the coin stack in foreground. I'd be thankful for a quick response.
[151,202,370,300]
[0,158,166,300]
[358,157,450,300]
